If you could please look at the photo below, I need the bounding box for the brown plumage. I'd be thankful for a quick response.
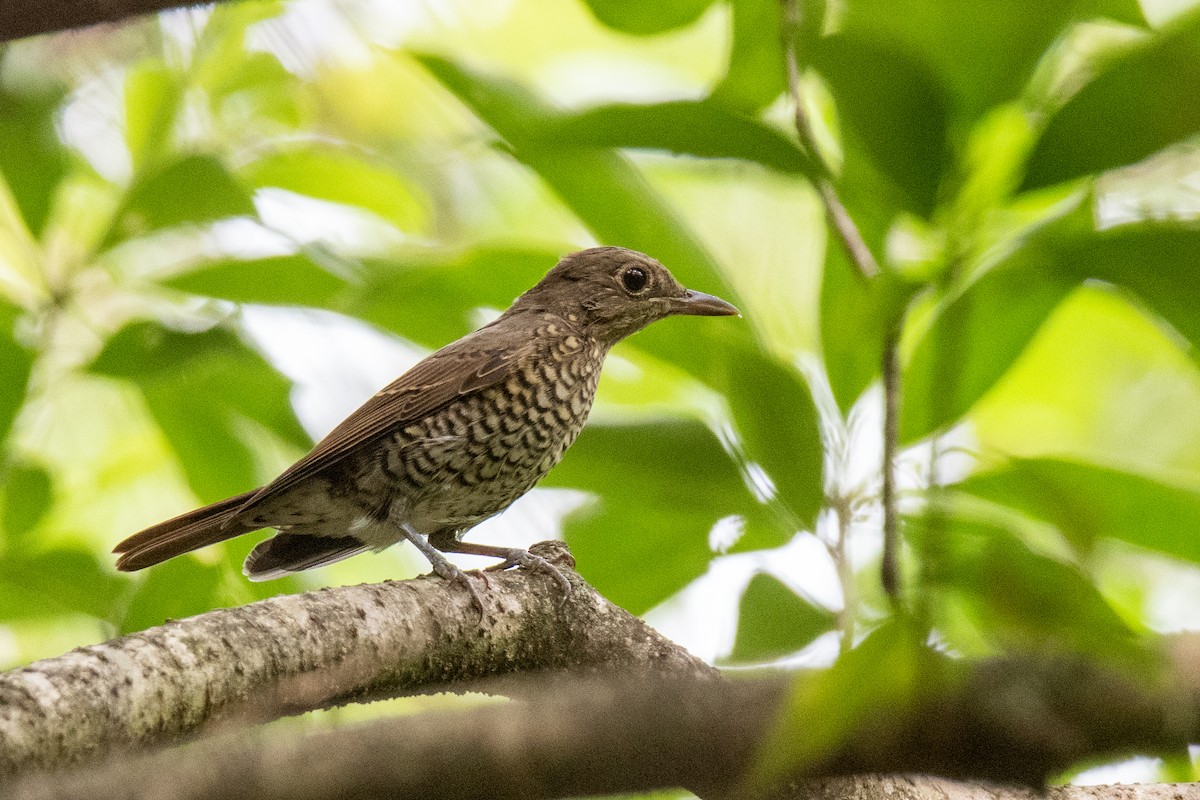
[114,246,739,608]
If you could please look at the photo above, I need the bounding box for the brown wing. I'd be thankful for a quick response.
[231,324,522,522]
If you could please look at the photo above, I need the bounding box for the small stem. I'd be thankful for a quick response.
[780,0,879,280]
[880,328,902,602]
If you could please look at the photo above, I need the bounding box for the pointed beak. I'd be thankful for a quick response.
[670,289,741,317]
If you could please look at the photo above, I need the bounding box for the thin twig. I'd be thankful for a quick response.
[780,0,879,279]
[880,328,901,602]
[833,496,856,654]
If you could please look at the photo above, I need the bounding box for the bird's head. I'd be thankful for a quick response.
[510,246,739,344]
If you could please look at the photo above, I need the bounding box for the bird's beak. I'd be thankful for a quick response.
[670,289,741,317]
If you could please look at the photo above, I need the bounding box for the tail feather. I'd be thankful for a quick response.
[243,533,369,581]
[114,490,261,571]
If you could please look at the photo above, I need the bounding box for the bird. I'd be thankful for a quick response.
[113,246,739,610]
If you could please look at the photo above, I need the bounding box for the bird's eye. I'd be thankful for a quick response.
[621,267,648,294]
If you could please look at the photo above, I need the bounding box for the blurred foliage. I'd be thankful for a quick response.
[3,0,1200,786]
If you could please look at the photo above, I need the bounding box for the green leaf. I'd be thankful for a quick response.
[0,549,129,623]
[711,0,786,110]
[961,458,1200,565]
[0,303,33,448]
[417,54,758,384]
[579,0,716,35]
[206,52,303,129]
[754,620,933,787]
[119,556,224,633]
[243,147,428,231]
[901,268,1076,443]
[712,0,826,110]
[719,355,824,529]
[1028,225,1200,366]
[353,247,562,348]
[194,0,289,96]
[729,573,835,663]
[833,0,1145,129]
[1,462,53,545]
[166,253,353,308]
[124,60,182,171]
[90,322,309,502]
[1024,9,1200,190]
[0,83,67,237]
[545,420,781,614]
[114,154,256,244]
[820,253,912,414]
[912,512,1136,656]
[813,33,950,217]
[539,100,814,178]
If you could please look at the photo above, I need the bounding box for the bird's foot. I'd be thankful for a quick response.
[485,547,573,601]
[429,558,487,619]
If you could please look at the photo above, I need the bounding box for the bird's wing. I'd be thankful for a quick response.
[231,325,523,522]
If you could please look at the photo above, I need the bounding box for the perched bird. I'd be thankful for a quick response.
[114,246,739,609]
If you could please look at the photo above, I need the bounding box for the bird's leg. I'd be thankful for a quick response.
[428,533,573,600]
[398,524,487,616]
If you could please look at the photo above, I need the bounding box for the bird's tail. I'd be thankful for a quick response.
[113,490,260,571]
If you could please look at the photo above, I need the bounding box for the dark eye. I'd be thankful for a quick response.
[621,267,648,294]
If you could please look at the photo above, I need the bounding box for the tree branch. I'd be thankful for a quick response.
[880,326,902,601]
[780,0,879,280]
[0,0,212,43]
[12,639,1200,800]
[0,541,713,778]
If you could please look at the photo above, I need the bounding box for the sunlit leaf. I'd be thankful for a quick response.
[0,83,67,237]
[166,253,354,308]
[243,147,428,231]
[1027,224,1200,367]
[539,101,814,178]
[578,0,716,35]
[1023,8,1200,190]
[961,458,1200,565]
[112,154,256,244]
[194,0,289,97]
[90,322,308,502]
[124,60,181,171]
[901,268,1076,443]
[207,52,303,128]
[545,420,781,614]
[1,462,53,546]
[0,302,33,448]
[729,573,835,663]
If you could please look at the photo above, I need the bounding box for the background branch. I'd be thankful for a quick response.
[880,327,902,601]
[0,541,713,778]
[13,639,1200,800]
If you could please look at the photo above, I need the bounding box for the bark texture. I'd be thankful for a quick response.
[801,777,1200,800]
[0,541,712,778]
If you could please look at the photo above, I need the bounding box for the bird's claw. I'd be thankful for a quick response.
[432,561,488,619]
[485,548,573,602]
